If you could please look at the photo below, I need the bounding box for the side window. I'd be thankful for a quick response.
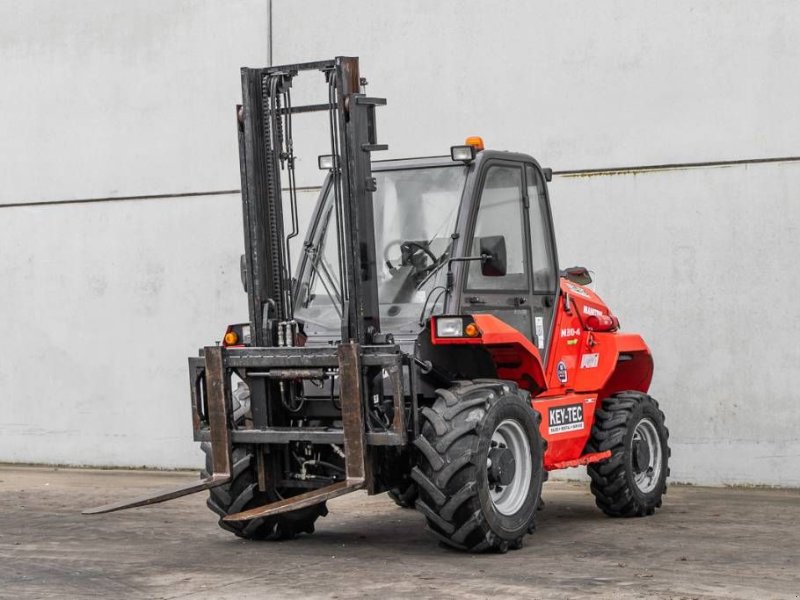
[526,165,556,292]
[467,165,527,290]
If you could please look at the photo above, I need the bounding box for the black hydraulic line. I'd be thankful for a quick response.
[283,86,300,320]
[327,74,348,324]
[330,373,341,411]
[418,285,447,327]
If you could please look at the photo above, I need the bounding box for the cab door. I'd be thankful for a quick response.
[524,164,559,360]
[460,163,535,339]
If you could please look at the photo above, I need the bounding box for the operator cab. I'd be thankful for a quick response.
[448,139,560,360]
[293,138,560,358]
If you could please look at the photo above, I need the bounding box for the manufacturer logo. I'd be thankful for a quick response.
[556,360,568,384]
[548,403,584,434]
[582,305,603,317]
[580,353,599,369]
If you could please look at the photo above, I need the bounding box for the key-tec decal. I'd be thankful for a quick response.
[548,403,584,434]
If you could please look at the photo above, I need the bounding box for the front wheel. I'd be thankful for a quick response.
[201,443,327,540]
[587,392,670,517]
[412,380,544,553]
[388,480,418,508]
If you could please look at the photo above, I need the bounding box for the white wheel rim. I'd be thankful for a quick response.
[632,418,662,493]
[488,419,532,516]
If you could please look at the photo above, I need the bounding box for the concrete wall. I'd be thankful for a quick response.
[0,0,267,205]
[1,194,243,467]
[0,0,268,468]
[273,0,800,177]
[2,1,799,485]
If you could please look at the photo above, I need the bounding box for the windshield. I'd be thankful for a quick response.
[295,165,466,336]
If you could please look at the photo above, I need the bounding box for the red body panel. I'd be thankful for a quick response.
[431,278,653,471]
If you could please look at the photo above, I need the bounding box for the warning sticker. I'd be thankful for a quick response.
[535,316,544,349]
[580,353,599,369]
[548,403,584,434]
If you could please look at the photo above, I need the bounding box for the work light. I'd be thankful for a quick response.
[318,154,338,170]
[450,145,476,163]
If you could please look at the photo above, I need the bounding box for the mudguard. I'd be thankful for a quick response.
[431,313,548,392]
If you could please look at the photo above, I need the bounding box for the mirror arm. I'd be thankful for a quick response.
[445,255,489,292]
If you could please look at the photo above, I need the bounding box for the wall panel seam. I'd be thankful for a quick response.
[3,155,799,210]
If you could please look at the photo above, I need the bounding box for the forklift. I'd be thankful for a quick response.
[86,57,670,553]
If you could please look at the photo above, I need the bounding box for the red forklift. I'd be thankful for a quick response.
[87,56,670,553]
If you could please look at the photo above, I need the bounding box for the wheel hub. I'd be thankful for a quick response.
[488,446,516,486]
[631,417,662,493]
[633,438,651,473]
[488,419,533,516]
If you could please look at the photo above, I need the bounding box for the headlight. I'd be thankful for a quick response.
[436,317,464,337]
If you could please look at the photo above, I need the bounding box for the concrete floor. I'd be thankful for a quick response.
[0,466,798,599]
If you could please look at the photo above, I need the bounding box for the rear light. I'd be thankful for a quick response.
[223,331,239,346]
[585,314,619,332]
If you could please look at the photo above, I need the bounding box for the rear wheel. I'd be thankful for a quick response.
[587,392,670,517]
[412,380,544,552]
[201,443,326,540]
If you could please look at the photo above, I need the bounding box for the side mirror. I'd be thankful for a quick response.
[479,235,507,277]
[562,266,592,285]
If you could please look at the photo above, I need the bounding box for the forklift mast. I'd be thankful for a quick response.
[237,57,386,347]
[84,57,403,519]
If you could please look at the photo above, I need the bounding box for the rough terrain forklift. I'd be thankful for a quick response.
[86,57,670,553]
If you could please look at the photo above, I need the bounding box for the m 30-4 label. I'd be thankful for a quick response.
[548,403,584,434]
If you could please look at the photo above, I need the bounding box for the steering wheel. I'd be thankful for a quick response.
[383,240,438,272]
